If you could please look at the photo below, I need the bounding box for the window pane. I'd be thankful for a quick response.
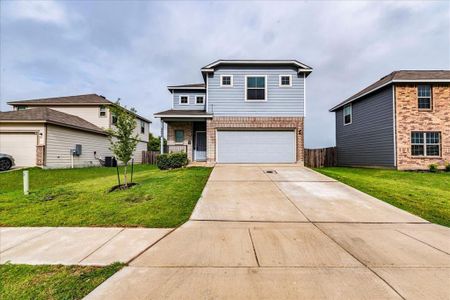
[426,145,440,156]
[282,76,290,85]
[411,132,423,144]
[247,88,265,100]
[222,76,231,85]
[418,85,431,97]
[196,96,204,104]
[247,77,257,88]
[426,132,440,144]
[411,145,424,156]
[180,96,188,104]
[418,97,431,109]
[344,114,351,124]
[175,130,184,143]
[256,77,265,88]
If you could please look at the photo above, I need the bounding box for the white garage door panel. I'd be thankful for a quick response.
[0,133,37,166]
[217,130,295,163]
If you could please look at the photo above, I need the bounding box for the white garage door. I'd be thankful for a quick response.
[217,130,296,163]
[0,133,37,166]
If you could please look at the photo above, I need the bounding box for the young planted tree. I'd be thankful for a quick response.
[107,101,139,188]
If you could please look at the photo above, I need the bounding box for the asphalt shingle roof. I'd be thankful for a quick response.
[0,107,107,135]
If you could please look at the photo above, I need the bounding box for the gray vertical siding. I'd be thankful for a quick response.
[335,85,395,167]
[207,66,305,116]
[172,90,206,110]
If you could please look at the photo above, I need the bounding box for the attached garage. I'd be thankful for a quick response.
[0,132,38,166]
[216,130,296,163]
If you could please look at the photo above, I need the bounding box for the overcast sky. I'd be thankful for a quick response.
[1,1,449,147]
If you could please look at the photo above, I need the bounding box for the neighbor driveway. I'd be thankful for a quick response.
[87,165,450,299]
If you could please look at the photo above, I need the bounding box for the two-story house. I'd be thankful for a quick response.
[330,70,450,170]
[0,94,150,168]
[154,60,313,164]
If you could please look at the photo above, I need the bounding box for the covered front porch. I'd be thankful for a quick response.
[154,110,212,163]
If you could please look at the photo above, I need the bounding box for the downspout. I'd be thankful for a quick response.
[392,84,397,168]
[160,120,164,154]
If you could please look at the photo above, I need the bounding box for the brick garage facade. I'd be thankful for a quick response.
[206,116,304,164]
[166,122,193,161]
[395,83,450,170]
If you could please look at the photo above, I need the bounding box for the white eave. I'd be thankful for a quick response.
[201,60,313,74]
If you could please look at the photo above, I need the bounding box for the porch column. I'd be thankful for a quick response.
[160,120,164,154]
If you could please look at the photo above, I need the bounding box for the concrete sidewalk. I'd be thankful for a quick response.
[0,227,171,265]
[86,165,450,299]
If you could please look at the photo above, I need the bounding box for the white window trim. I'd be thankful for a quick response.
[220,75,233,87]
[343,103,352,125]
[411,131,441,157]
[244,75,268,102]
[99,105,107,118]
[279,75,292,87]
[195,95,205,104]
[178,95,189,105]
[417,85,432,110]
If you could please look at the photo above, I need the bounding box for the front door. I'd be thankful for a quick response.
[194,131,206,161]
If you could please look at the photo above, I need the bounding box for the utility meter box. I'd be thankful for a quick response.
[74,144,82,156]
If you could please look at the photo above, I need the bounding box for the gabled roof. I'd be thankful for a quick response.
[329,70,450,112]
[7,93,151,123]
[0,107,107,135]
[201,59,313,74]
[167,83,206,91]
[7,94,111,106]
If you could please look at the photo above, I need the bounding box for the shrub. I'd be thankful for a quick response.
[157,152,188,170]
[429,164,438,173]
[445,163,450,172]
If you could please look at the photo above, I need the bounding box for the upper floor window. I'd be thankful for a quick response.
[175,130,184,143]
[343,103,352,125]
[112,113,117,125]
[411,131,440,156]
[220,75,233,87]
[16,105,28,110]
[196,95,204,104]
[140,120,145,134]
[279,75,292,87]
[179,95,189,105]
[418,85,432,110]
[246,76,266,101]
[99,105,107,117]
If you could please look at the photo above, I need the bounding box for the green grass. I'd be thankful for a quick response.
[0,165,212,227]
[315,167,450,227]
[0,263,123,300]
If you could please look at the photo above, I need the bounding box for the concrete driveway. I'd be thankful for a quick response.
[87,165,450,300]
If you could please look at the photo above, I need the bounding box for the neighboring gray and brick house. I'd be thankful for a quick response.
[154,60,312,164]
[330,70,450,170]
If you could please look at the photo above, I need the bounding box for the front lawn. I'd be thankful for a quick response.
[0,165,212,227]
[0,263,123,300]
[315,167,450,227]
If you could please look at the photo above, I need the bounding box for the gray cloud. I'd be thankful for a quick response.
[1,1,449,147]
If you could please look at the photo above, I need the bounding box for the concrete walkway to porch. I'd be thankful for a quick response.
[86,164,450,299]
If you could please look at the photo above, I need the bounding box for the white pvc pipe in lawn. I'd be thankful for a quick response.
[23,170,29,195]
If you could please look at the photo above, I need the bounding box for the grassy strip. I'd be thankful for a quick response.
[0,263,123,300]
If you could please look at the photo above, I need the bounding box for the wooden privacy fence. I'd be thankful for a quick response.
[142,151,159,164]
[304,147,337,168]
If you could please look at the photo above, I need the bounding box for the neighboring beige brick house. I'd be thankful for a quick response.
[154,60,312,164]
[0,94,150,168]
[330,70,450,170]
